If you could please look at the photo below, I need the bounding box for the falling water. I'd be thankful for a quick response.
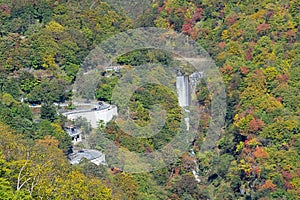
[176,72,204,183]
[176,74,191,107]
[190,149,201,183]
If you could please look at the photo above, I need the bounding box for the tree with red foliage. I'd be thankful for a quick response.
[225,14,239,25]
[182,23,192,34]
[249,118,264,133]
[282,171,293,181]
[221,65,234,75]
[256,23,270,34]
[219,42,226,49]
[276,74,289,83]
[240,66,250,75]
[192,8,202,23]
[245,49,253,60]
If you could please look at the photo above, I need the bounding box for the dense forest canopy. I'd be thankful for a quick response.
[0,0,299,199]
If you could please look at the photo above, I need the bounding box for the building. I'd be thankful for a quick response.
[62,102,117,129]
[105,65,123,72]
[68,149,106,166]
[65,125,82,144]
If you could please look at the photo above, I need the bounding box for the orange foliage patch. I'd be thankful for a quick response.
[240,66,250,75]
[249,118,264,133]
[219,42,226,49]
[256,23,271,33]
[37,135,59,147]
[253,147,268,159]
[261,180,276,191]
[276,74,289,83]
[221,65,234,74]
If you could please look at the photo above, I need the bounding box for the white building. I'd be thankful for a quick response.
[68,149,106,166]
[62,103,117,129]
[65,125,82,144]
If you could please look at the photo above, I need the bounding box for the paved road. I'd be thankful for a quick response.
[29,101,108,108]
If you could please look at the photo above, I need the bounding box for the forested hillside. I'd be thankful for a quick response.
[0,0,299,199]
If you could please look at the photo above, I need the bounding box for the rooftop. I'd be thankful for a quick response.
[68,149,106,166]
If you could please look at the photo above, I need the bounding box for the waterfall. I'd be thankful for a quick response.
[190,149,201,183]
[176,72,203,183]
[176,75,191,107]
